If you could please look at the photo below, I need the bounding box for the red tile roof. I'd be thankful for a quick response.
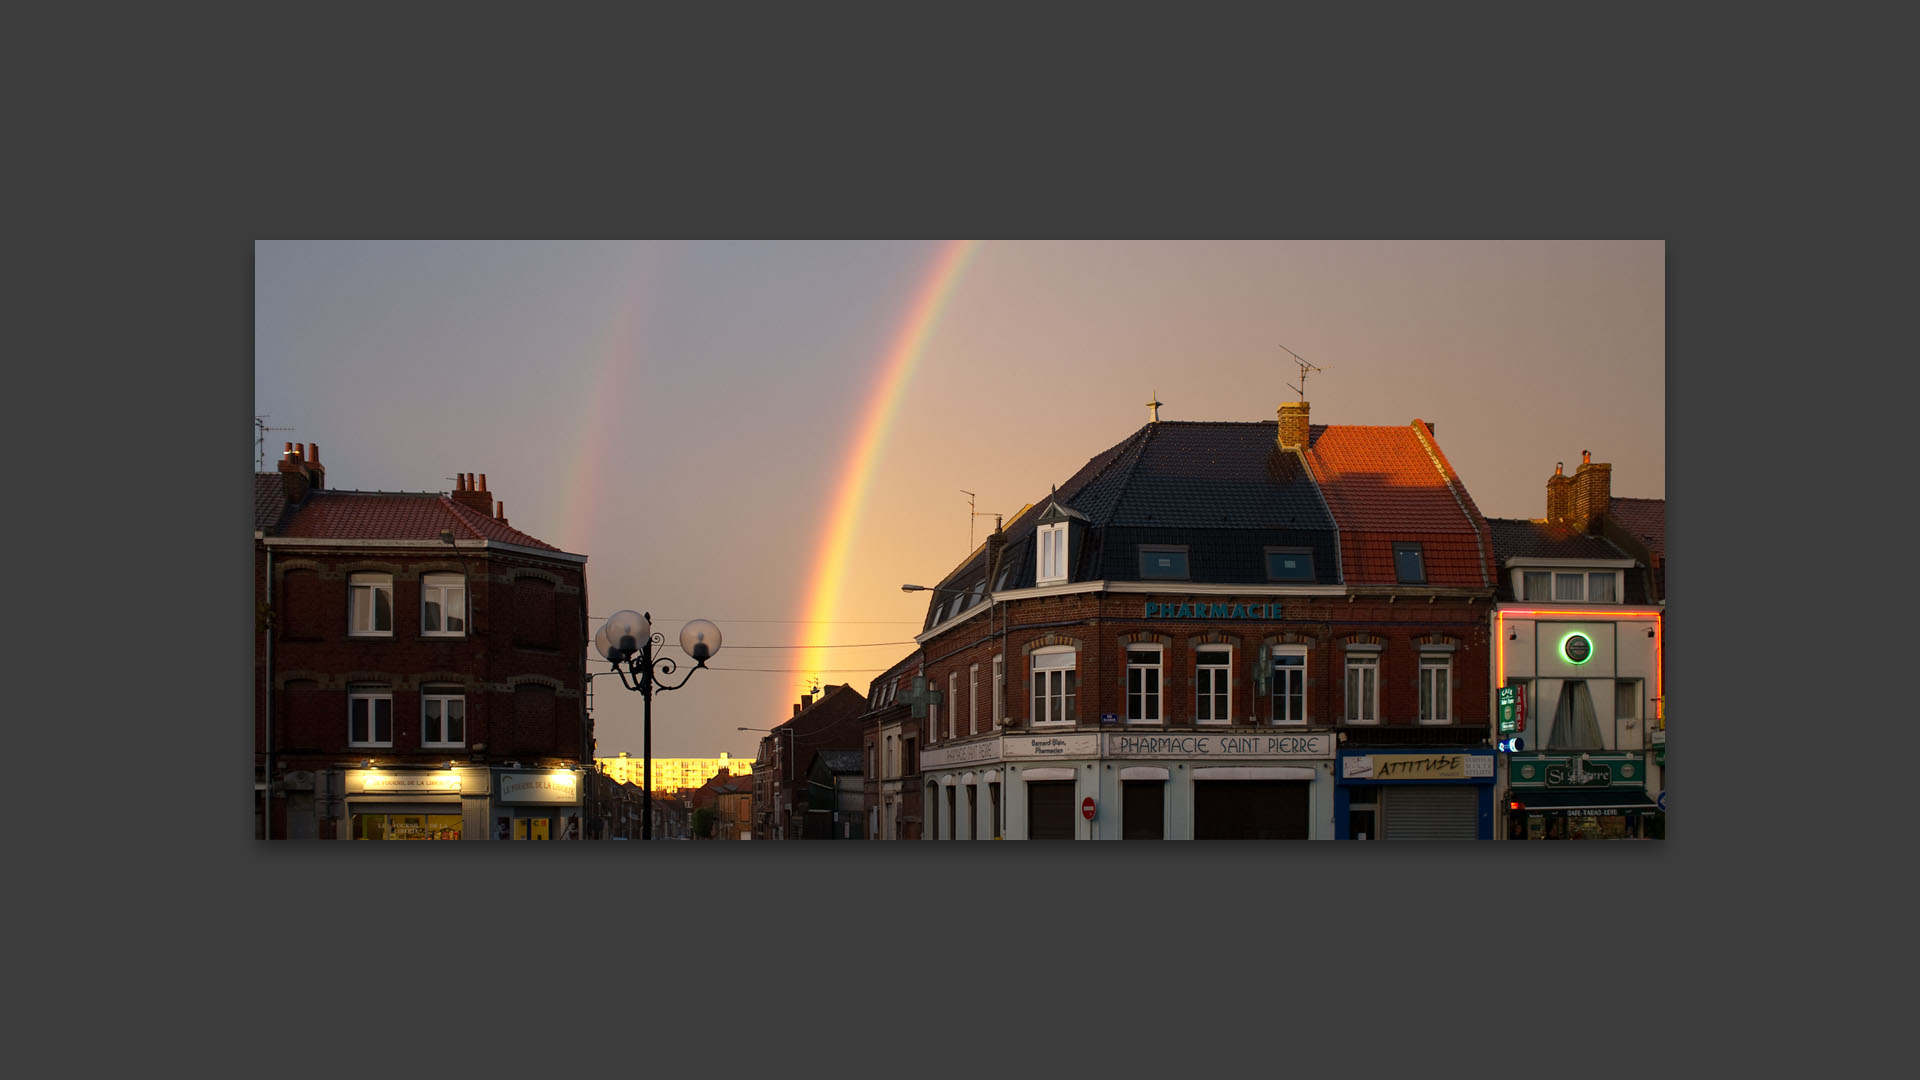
[1302,421,1496,587]
[262,481,565,551]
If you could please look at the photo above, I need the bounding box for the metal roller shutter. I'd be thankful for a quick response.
[1027,780,1076,839]
[1122,781,1164,839]
[1383,786,1477,838]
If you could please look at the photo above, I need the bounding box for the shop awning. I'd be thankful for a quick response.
[1514,790,1658,811]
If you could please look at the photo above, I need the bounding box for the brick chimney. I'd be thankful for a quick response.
[1546,461,1572,525]
[1571,450,1611,532]
[1277,401,1310,450]
[451,472,494,515]
[277,442,323,505]
[986,520,1006,587]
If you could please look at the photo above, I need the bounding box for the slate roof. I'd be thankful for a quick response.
[1484,517,1655,604]
[1608,497,1665,559]
[1299,420,1497,588]
[255,474,290,533]
[255,474,565,551]
[815,749,865,775]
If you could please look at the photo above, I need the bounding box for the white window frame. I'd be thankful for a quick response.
[1554,572,1585,601]
[968,664,979,735]
[1588,571,1618,603]
[1418,650,1452,725]
[949,672,960,739]
[992,654,1005,728]
[348,686,394,747]
[1195,647,1232,725]
[421,688,467,747]
[1037,523,1068,585]
[1125,644,1164,724]
[421,572,467,637]
[1344,649,1380,725]
[1031,647,1077,726]
[1271,645,1307,725]
[349,573,393,637]
[1523,570,1552,601]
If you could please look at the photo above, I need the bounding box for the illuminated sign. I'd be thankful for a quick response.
[498,771,580,804]
[1562,632,1593,664]
[360,772,461,794]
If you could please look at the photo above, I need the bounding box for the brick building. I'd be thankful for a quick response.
[255,444,592,840]
[1487,451,1665,840]
[747,684,867,839]
[908,398,1501,839]
[860,650,925,839]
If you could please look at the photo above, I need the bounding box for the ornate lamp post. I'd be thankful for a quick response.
[593,609,722,840]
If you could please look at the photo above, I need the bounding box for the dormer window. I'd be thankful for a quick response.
[1266,548,1315,582]
[1037,523,1069,585]
[1519,567,1621,603]
[1393,543,1426,585]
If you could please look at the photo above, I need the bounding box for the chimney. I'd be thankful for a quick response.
[451,471,494,515]
[986,521,1007,587]
[1546,462,1572,525]
[306,443,324,490]
[1571,449,1612,533]
[1277,401,1310,450]
[278,442,314,506]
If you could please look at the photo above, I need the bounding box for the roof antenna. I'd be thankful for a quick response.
[254,415,294,470]
[964,489,1004,553]
[1278,343,1327,401]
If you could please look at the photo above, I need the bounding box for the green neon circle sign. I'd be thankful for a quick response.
[1562,632,1593,665]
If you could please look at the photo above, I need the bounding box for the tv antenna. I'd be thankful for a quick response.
[254,415,294,470]
[1277,343,1327,400]
[963,490,1004,553]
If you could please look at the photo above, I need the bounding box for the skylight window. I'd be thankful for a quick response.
[1393,543,1426,584]
[1139,546,1189,580]
[1265,548,1315,582]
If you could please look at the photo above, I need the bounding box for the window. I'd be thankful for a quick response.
[1126,646,1163,723]
[969,664,979,735]
[992,654,1005,727]
[349,686,393,746]
[1615,680,1639,743]
[1547,680,1603,750]
[421,573,466,636]
[1524,571,1551,601]
[1271,646,1306,725]
[902,737,917,776]
[1266,548,1316,582]
[1032,648,1077,725]
[1344,650,1379,724]
[421,688,466,746]
[949,673,960,739]
[989,781,1002,839]
[349,573,393,636]
[1393,543,1426,585]
[1554,572,1584,601]
[1589,572,1618,603]
[928,681,940,742]
[1139,546,1189,579]
[1037,523,1068,585]
[1195,648,1231,724]
[1418,651,1451,725]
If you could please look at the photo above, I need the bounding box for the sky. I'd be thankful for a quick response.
[254,239,1664,762]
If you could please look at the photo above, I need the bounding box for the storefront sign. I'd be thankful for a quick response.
[920,737,1003,769]
[1002,734,1100,760]
[1105,732,1332,759]
[498,771,580,804]
[1143,601,1283,620]
[1510,754,1646,790]
[1343,753,1494,780]
[360,771,462,794]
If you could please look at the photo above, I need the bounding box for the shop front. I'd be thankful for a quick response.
[342,766,484,840]
[493,768,585,840]
[1505,751,1658,839]
[1336,749,1496,839]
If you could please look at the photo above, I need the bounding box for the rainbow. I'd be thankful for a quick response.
[797,239,982,681]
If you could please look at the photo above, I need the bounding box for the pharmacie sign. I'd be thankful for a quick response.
[1142,600,1283,619]
[1105,732,1332,759]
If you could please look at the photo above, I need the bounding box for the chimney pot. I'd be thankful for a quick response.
[283,441,294,457]
[306,443,317,464]
[478,473,487,492]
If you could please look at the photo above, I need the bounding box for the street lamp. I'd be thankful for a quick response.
[593,609,723,840]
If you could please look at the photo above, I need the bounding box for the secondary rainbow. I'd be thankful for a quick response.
[798,239,982,680]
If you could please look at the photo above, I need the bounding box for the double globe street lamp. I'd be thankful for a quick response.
[593,610,722,840]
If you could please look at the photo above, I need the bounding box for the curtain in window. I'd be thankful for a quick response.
[1547,680,1603,750]
[1524,572,1550,601]
[1589,573,1617,603]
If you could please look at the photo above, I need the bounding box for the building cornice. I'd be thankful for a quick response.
[261,536,588,564]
